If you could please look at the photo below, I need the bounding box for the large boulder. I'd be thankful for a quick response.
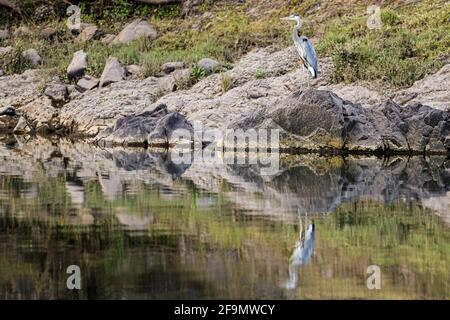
[95,104,193,146]
[67,50,88,81]
[231,90,450,154]
[113,18,158,45]
[99,57,125,88]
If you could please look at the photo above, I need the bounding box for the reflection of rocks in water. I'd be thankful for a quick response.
[116,209,154,231]
[0,137,450,224]
[187,155,450,220]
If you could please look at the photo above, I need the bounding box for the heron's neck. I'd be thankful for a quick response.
[293,24,302,41]
[293,22,302,37]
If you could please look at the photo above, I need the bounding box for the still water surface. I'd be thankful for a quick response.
[0,137,449,299]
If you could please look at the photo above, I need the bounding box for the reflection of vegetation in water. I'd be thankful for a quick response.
[314,201,450,299]
[0,169,449,299]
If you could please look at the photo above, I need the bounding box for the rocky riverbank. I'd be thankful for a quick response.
[0,43,449,154]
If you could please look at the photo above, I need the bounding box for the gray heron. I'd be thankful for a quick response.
[282,14,318,78]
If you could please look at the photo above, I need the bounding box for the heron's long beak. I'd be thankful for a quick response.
[281,17,290,21]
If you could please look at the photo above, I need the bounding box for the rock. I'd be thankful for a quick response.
[394,63,450,110]
[0,29,9,40]
[231,89,450,154]
[76,75,99,92]
[0,46,13,56]
[67,50,88,81]
[182,0,205,16]
[113,18,158,45]
[13,26,31,37]
[162,61,185,74]
[0,106,19,132]
[148,111,194,146]
[13,116,30,133]
[318,83,385,108]
[77,24,102,42]
[99,57,125,88]
[126,64,142,77]
[0,69,42,110]
[100,34,116,44]
[0,69,4,77]
[20,96,59,133]
[0,106,16,116]
[197,58,220,73]
[39,27,58,39]
[60,77,167,136]
[22,49,42,65]
[158,75,176,92]
[44,83,68,106]
[95,104,193,146]
[67,85,76,94]
[68,85,81,100]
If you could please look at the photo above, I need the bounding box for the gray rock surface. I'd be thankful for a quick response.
[20,96,59,133]
[162,61,185,74]
[101,34,116,44]
[44,83,68,106]
[231,90,450,153]
[0,29,9,39]
[96,104,193,146]
[60,77,165,136]
[394,63,450,110]
[77,24,102,42]
[99,57,125,88]
[39,27,58,39]
[76,75,99,92]
[67,50,88,81]
[126,64,142,77]
[113,18,158,44]
[197,58,220,73]
[22,49,41,65]
[0,69,4,77]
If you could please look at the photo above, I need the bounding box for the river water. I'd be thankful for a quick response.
[0,136,448,299]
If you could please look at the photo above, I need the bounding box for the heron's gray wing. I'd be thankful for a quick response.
[299,36,318,72]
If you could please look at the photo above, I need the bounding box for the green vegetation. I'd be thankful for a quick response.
[317,2,450,87]
[220,74,233,93]
[0,0,449,87]
[255,68,268,79]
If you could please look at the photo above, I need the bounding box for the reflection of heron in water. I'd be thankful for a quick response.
[283,210,315,290]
